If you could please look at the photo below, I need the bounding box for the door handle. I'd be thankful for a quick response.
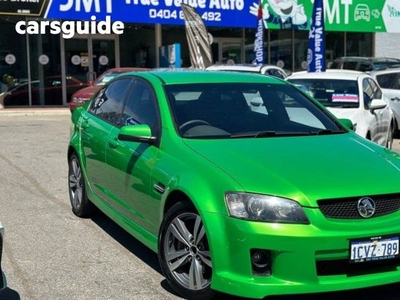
[391,97,400,101]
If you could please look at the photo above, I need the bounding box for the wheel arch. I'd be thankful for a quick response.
[163,190,194,216]
[67,144,77,160]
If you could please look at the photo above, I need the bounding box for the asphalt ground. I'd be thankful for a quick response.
[1,111,400,300]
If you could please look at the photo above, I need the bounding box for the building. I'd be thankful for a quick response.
[0,0,399,107]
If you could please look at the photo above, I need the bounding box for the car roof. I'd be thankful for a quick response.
[206,64,282,73]
[101,67,149,74]
[127,70,283,85]
[334,56,400,62]
[369,67,400,76]
[288,69,366,80]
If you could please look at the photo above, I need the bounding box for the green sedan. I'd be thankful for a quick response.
[68,70,400,299]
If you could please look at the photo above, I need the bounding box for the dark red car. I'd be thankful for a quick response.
[69,67,149,112]
[4,76,88,106]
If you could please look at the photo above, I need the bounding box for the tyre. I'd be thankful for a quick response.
[68,153,92,218]
[158,202,215,300]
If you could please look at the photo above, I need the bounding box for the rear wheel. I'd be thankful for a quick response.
[158,202,216,300]
[68,153,92,217]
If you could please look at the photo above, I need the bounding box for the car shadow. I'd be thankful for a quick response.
[89,207,400,300]
[89,207,180,297]
[0,287,20,300]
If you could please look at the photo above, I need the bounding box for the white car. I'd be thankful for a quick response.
[369,68,400,137]
[206,64,289,79]
[287,70,394,148]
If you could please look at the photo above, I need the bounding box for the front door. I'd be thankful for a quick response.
[63,35,119,105]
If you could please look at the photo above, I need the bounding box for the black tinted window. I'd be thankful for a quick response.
[342,61,359,70]
[90,78,132,125]
[376,73,400,89]
[122,80,159,133]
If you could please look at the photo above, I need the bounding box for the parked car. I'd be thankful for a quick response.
[69,70,400,299]
[0,222,7,291]
[3,76,87,106]
[287,69,394,148]
[370,67,400,136]
[329,56,400,72]
[206,63,289,79]
[69,67,149,112]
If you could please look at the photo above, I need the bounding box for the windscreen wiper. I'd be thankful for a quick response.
[231,131,312,138]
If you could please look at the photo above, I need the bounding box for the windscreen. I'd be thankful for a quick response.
[165,82,344,138]
[288,79,360,108]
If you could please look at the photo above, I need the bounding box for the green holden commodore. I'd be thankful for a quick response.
[68,70,400,299]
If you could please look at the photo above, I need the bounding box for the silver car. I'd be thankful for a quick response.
[370,68,400,137]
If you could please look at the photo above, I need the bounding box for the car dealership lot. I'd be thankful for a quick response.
[2,114,400,300]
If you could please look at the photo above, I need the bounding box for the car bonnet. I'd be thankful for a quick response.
[182,134,400,207]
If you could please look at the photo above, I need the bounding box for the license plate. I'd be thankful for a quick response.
[350,236,399,263]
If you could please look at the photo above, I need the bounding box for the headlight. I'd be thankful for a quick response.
[225,192,309,224]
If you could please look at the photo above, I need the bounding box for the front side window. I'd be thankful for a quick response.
[362,78,374,109]
[376,73,400,89]
[367,78,382,99]
[121,79,160,134]
[166,83,344,138]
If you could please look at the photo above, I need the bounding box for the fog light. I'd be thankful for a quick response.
[251,249,271,275]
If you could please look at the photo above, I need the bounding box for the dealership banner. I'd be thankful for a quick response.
[181,3,213,69]
[36,0,400,32]
[307,0,325,73]
[253,0,264,65]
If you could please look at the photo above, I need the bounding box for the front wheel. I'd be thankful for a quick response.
[158,202,215,300]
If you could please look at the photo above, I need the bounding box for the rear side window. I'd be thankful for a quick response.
[330,60,341,69]
[342,61,359,70]
[89,78,132,125]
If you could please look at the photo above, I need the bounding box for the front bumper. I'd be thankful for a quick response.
[203,209,400,299]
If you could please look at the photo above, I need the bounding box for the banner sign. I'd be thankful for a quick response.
[181,3,213,69]
[307,0,325,73]
[0,0,49,16]
[41,0,400,32]
[253,0,264,65]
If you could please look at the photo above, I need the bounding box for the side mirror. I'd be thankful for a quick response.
[338,118,353,130]
[118,124,156,144]
[370,99,387,112]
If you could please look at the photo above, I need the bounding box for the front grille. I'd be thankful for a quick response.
[318,193,400,219]
[317,257,400,276]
